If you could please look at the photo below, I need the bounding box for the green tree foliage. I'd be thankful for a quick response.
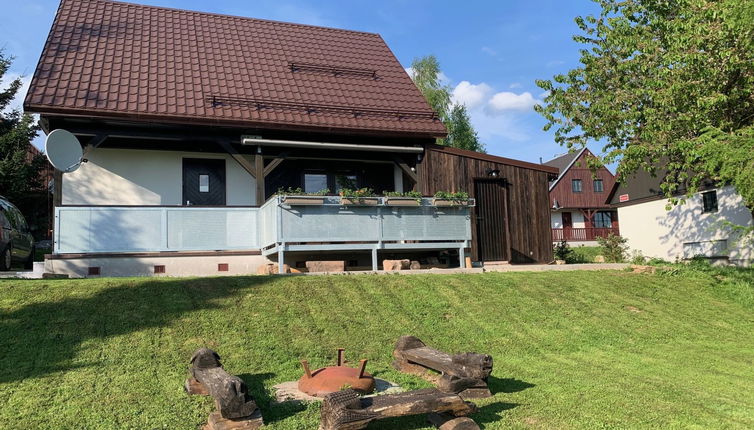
[410,56,451,125]
[446,103,485,152]
[410,55,486,152]
[535,0,754,216]
[0,50,43,204]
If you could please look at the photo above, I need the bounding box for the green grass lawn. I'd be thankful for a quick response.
[1,265,753,429]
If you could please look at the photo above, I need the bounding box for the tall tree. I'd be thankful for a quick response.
[535,0,754,217]
[410,55,485,152]
[0,50,44,203]
[410,55,451,126]
[446,104,485,152]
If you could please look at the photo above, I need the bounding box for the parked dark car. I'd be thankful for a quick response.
[0,196,35,271]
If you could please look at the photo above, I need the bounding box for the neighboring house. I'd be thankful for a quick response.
[24,0,557,277]
[543,148,618,243]
[25,144,53,189]
[607,170,753,266]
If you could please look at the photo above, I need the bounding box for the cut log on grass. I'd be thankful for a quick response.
[427,412,481,430]
[204,410,264,430]
[319,388,478,430]
[392,336,493,398]
[187,348,260,421]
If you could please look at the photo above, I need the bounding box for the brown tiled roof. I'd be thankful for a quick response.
[24,0,447,137]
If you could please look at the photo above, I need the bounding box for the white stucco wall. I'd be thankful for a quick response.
[617,186,753,265]
[62,148,256,205]
[550,211,586,229]
[571,211,585,228]
[550,212,562,229]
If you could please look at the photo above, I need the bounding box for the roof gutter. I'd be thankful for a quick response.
[240,136,424,153]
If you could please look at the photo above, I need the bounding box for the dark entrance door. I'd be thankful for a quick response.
[562,212,572,228]
[474,179,509,262]
[182,158,226,206]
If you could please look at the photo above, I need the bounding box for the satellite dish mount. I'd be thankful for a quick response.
[45,129,85,173]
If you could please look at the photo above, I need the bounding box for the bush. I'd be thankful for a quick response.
[553,240,573,261]
[596,233,629,262]
[630,250,646,265]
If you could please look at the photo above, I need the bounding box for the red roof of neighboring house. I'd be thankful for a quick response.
[24,0,447,138]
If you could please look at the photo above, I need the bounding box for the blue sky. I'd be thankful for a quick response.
[2,0,602,164]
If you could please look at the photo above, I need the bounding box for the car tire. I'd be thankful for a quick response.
[24,246,35,270]
[0,246,10,271]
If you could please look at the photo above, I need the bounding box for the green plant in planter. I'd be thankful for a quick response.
[384,190,424,204]
[339,187,377,204]
[277,187,330,196]
[433,191,470,205]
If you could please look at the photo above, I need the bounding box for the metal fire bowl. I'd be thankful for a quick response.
[298,366,376,397]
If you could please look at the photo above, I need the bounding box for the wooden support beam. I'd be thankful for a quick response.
[255,149,265,204]
[87,133,108,149]
[216,139,256,179]
[263,152,288,177]
[393,157,419,184]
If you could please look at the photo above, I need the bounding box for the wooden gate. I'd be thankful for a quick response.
[473,179,510,262]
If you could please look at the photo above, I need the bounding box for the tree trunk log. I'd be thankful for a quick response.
[204,410,264,430]
[188,348,259,420]
[319,388,477,430]
[392,336,493,398]
[428,412,481,430]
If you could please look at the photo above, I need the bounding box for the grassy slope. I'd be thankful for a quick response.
[0,268,753,429]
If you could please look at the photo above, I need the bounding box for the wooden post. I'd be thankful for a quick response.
[254,146,265,205]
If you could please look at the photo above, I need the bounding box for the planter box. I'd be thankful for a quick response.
[432,198,470,207]
[340,197,381,206]
[384,197,421,206]
[282,196,325,205]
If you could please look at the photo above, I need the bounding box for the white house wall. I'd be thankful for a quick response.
[617,186,753,265]
[550,210,586,228]
[550,212,562,229]
[62,148,256,206]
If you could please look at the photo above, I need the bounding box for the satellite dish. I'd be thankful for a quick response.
[45,129,83,173]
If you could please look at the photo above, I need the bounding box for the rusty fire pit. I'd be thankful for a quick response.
[298,348,376,397]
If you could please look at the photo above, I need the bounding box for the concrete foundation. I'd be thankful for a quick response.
[45,254,271,278]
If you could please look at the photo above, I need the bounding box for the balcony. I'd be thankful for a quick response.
[551,227,620,242]
[260,196,473,272]
[53,196,473,272]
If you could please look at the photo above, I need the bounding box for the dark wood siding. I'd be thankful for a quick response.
[550,150,616,209]
[418,146,554,263]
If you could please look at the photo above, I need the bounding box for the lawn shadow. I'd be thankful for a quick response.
[474,401,519,428]
[237,372,307,424]
[487,376,535,394]
[0,276,275,384]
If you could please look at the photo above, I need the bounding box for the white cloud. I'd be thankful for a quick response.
[451,81,492,110]
[509,82,522,89]
[488,91,540,112]
[481,46,497,56]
